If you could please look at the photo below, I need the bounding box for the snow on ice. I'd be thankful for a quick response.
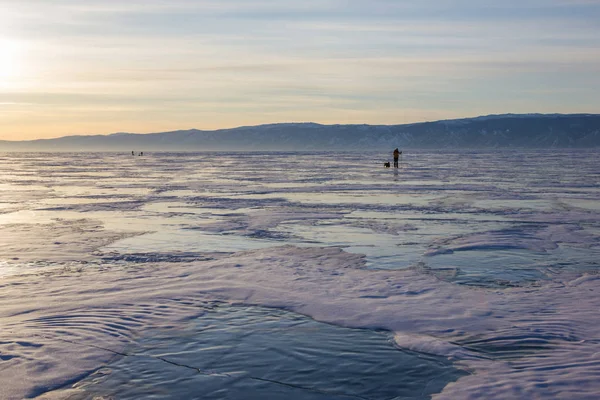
[0,150,598,399]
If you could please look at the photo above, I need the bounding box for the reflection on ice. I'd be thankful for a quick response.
[142,201,243,216]
[232,190,439,206]
[424,250,551,287]
[103,229,278,255]
[279,222,426,269]
[41,197,131,205]
[53,185,153,197]
[1,150,597,285]
[0,210,55,225]
[564,198,600,211]
[471,198,558,212]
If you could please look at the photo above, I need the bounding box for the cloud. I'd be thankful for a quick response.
[0,0,599,139]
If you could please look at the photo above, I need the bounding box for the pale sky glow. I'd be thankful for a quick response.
[1,0,599,140]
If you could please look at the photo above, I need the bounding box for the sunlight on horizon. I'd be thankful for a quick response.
[0,39,20,86]
[0,0,599,140]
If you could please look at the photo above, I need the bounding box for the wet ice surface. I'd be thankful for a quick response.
[0,150,599,399]
[70,304,465,400]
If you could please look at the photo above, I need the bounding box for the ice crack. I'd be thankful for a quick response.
[36,333,378,400]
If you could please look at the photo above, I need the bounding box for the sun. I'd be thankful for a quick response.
[0,39,20,83]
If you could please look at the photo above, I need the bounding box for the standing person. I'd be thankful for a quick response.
[393,148,401,168]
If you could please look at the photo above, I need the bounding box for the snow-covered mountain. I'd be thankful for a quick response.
[2,114,600,151]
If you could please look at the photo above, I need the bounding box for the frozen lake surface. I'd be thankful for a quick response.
[0,150,599,399]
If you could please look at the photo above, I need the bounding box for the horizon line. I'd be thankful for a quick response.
[4,112,600,143]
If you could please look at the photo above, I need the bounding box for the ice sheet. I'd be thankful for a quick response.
[0,150,598,399]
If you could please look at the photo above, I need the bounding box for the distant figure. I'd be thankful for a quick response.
[138,151,144,156]
[132,151,134,156]
[393,148,401,168]
[384,162,390,168]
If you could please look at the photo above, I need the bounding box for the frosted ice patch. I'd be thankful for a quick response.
[0,219,143,267]
[425,226,559,256]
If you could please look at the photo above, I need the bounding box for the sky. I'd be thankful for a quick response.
[0,0,599,140]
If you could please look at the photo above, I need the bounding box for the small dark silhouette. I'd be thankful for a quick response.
[384,162,390,168]
[393,148,402,168]
[138,151,144,156]
[132,151,134,156]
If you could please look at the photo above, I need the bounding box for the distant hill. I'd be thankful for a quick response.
[2,113,600,151]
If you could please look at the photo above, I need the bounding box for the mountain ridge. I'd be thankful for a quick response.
[2,113,600,151]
